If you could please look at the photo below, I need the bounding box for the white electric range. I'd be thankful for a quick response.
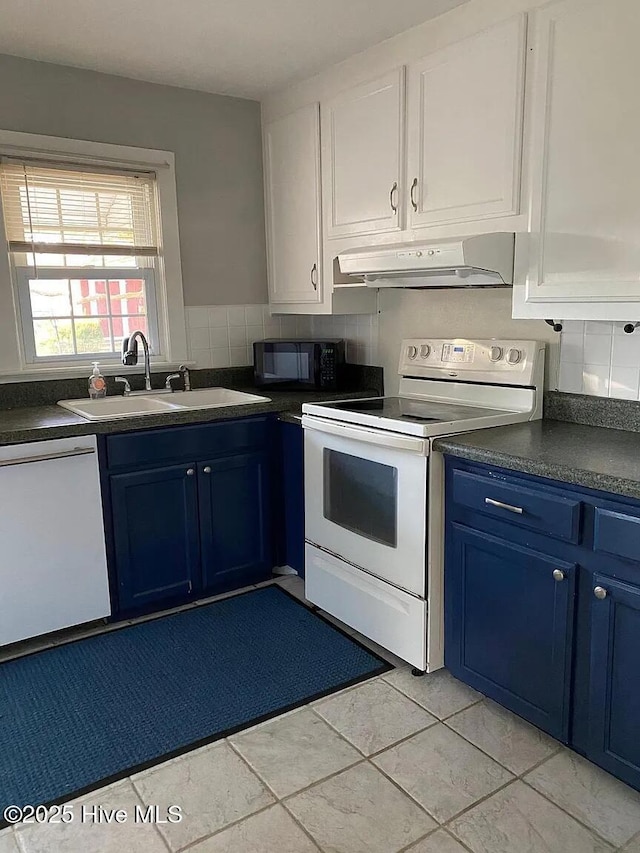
[301,338,545,673]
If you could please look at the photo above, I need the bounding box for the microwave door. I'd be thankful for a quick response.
[255,342,315,388]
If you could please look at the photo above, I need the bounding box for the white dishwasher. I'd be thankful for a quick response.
[0,435,111,646]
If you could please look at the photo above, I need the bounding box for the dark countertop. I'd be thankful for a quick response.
[434,420,640,500]
[0,388,379,446]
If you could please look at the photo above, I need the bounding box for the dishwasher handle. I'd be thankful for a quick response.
[0,446,95,469]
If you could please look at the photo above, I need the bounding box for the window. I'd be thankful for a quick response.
[0,160,162,363]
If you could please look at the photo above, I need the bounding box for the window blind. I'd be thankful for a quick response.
[0,159,159,258]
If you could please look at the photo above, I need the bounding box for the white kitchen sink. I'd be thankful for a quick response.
[58,388,271,421]
[168,388,271,408]
[58,395,183,420]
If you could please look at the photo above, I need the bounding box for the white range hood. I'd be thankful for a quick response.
[338,232,515,288]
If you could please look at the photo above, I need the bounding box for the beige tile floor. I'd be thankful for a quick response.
[2,576,640,853]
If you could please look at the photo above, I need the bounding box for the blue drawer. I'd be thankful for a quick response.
[106,417,269,469]
[594,508,640,563]
[451,469,582,543]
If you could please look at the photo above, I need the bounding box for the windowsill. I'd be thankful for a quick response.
[0,361,196,384]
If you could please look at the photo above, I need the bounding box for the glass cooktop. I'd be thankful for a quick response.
[320,396,508,424]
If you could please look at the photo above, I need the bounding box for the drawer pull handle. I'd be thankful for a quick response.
[594,586,608,600]
[553,569,565,582]
[485,497,523,514]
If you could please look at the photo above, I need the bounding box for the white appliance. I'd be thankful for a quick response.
[0,435,111,647]
[337,233,515,288]
[302,338,545,672]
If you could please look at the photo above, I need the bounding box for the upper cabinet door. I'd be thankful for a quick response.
[322,69,405,239]
[264,104,322,304]
[523,0,640,307]
[406,15,526,229]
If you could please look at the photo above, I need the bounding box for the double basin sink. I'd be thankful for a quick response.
[58,388,271,421]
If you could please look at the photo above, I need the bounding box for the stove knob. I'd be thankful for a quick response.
[506,347,522,365]
[419,344,431,359]
[489,346,503,362]
[407,345,418,360]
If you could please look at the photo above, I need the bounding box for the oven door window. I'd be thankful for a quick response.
[323,448,397,547]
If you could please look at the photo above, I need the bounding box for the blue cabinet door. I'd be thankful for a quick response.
[280,420,305,577]
[446,524,576,740]
[588,574,640,788]
[198,452,272,594]
[110,463,200,614]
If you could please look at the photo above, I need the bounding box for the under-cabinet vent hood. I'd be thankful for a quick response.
[338,232,515,288]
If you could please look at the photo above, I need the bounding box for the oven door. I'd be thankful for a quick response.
[302,415,428,597]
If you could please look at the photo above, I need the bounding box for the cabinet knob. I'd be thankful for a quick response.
[594,586,608,600]
[186,468,195,476]
[203,466,211,474]
[552,569,565,582]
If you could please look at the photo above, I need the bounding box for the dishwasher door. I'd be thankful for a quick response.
[0,436,111,646]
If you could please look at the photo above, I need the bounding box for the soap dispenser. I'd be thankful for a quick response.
[88,362,107,399]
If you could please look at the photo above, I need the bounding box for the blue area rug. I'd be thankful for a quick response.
[0,585,389,814]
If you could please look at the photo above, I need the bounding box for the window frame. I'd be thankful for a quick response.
[0,130,188,378]
[15,266,161,364]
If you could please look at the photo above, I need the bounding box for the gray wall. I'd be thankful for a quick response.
[0,54,267,306]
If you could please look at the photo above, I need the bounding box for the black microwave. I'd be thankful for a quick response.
[253,339,345,390]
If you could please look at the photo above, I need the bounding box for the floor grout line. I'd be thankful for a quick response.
[173,800,277,852]
[518,775,623,849]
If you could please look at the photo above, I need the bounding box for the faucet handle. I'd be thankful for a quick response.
[179,365,191,392]
[114,376,131,396]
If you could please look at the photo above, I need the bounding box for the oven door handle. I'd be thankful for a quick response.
[301,415,427,454]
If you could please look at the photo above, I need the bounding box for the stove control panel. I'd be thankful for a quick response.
[399,339,544,386]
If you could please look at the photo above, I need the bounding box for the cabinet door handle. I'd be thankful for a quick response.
[311,263,318,291]
[594,586,608,600]
[410,177,418,212]
[484,497,523,514]
[203,466,211,474]
[186,468,195,476]
[553,569,565,582]
[389,181,398,213]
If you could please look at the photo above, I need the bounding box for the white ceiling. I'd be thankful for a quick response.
[0,0,468,100]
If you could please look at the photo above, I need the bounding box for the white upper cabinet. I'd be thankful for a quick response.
[520,0,640,316]
[322,69,405,239]
[264,104,322,305]
[406,15,526,230]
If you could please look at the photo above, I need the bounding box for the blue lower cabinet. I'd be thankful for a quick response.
[444,455,640,792]
[588,574,640,787]
[198,452,272,594]
[445,524,576,740]
[105,416,274,617]
[110,463,200,614]
[279,421,305,577]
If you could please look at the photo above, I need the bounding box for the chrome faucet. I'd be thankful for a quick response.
[122,330,152,392]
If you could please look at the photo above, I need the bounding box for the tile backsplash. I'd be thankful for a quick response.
[185,305,379,368]
[558,321,640,400]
